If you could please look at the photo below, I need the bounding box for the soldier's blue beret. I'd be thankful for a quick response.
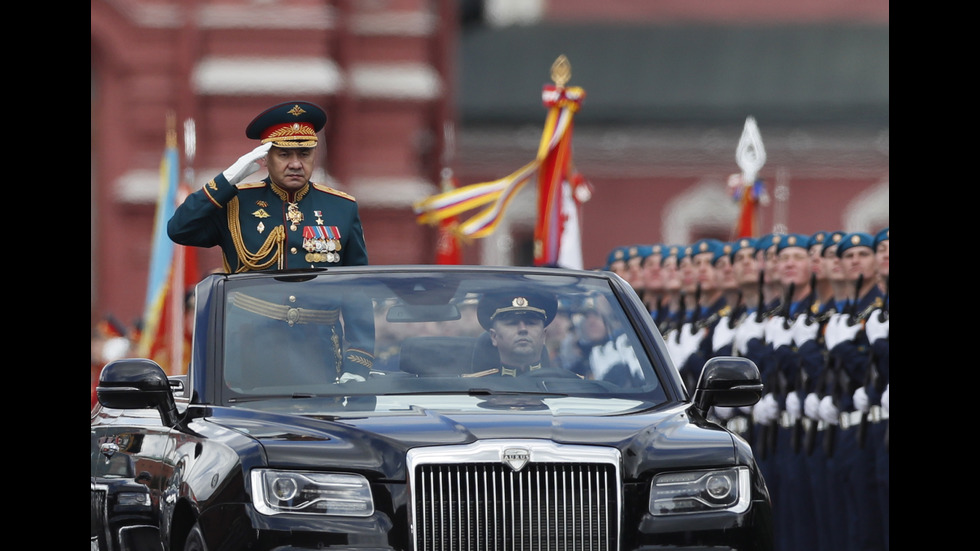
[626,244,653,261]
[776,233,810,253]
[820,231,846,256]
[680,243,695,263]
[245,101,327,148]
[661,244,682,266]
[729,237,757,260]
[809,231,829,251]
[605,246,627,269]
[836,232,874,257]
[756,233,776,253]
[874,227,889,248]
[690,238,724,263]
[715,242,734,264]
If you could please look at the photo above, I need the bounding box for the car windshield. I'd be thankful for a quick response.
[217,269,667,414]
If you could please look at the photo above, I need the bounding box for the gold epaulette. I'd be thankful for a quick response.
[719,305,732,316]
[312,182,356,201]
[236,181,267,190]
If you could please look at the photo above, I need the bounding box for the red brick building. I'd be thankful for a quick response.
[91,0,888,330]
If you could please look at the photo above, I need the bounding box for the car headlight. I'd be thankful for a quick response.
[251,470,374,516]
[116,491,151,507]
[648,467,750,515]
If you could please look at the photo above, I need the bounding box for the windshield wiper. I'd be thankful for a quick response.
[381,388,568,397]
[228,393,316,403]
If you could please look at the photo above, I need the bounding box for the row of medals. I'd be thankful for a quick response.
[306,239,341,263]
[287,202,342,263]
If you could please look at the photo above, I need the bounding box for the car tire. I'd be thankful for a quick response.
[184,524,208,551]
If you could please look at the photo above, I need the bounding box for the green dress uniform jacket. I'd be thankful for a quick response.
[168,173,368,273]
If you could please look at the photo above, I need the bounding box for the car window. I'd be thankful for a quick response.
[219,271,667,413]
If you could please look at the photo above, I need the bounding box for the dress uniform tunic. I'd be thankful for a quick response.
[167,174,368,272]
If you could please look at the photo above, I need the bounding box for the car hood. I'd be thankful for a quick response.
[204,400,737,479]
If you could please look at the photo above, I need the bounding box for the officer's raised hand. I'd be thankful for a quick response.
[222,142,273,185]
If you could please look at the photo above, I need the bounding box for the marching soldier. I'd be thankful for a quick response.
[709,237,759,447]
[764,233,820,551]
[861,227,889,550]
[819,232,886,551]
[671,239,730,391]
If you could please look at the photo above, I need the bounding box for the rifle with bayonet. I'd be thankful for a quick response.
[730,289,746,323]
[766,281,795,456]
[857,274,888,448]
[823,273,863,457]
[804,275,835,456]
[790,273,817,453]
[750,269,769,459]
[688,282,702,331]
[680,283,703,390]
[754,270,766,322]
[666,290,685,338]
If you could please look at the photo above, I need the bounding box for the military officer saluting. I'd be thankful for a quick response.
[168,100,369,272]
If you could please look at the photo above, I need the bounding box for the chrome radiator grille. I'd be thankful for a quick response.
[408,441,621,551]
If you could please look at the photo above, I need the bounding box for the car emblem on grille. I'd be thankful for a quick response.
[502,448,530,472]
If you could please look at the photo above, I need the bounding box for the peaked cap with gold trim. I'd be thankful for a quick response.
[245,101,327,148]
[477,290,558,330]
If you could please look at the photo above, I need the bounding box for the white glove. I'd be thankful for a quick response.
[791,315,820,347]
[753,393,779,424]
[764,316,793,349]
[864,310,889,344]
[853,386,870,413]
[881,384,889,415]
[739,405,753,415]
[824,313,862,351]
[337,372,366,383]
[785,391,802,419]
[222,142,272,185]
[733,315,766,355]
[818,395,839,425]
[711,316,736,352]
[713,406,735,420]
[669,323,704,367]
[804,392,821,420]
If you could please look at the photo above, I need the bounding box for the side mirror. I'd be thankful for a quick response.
[97,358,180,427]
[692,356,764,416]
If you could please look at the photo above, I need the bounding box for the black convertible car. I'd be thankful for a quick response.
[92,265,773,551]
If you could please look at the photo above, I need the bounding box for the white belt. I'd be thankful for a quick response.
[839,410,864,429]
[868,405,889,422]
[779,410,799,428]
